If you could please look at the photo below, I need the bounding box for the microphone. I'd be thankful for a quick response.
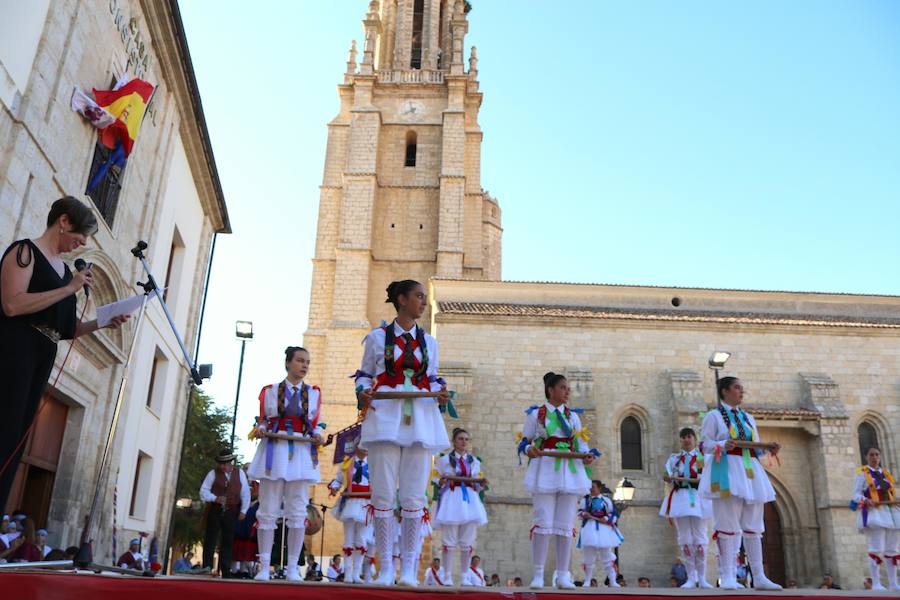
[74,258,91,297]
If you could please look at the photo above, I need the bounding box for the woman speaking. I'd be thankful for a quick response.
[0,196,127,509]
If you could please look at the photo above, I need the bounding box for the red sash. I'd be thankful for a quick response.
[431,567,444,585]
[470,567,484,584]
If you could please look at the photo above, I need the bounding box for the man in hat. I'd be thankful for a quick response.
[199,448,250,578]
[35,529,51,558]
[117,538,145,570]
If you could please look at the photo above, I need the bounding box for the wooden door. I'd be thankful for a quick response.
[762,502,786,586]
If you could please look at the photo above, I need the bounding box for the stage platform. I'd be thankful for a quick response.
[0,570,889,600]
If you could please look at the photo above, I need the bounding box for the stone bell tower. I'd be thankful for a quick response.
[303,0,501,553]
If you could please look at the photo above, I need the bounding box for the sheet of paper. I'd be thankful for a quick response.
[96,294,143,328]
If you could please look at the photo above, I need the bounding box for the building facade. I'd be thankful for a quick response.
[305,1,900,590]
[0,0,228,564]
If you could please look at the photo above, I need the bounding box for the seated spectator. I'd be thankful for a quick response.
[671,557,687,587]
[35,529,51,558]
[116,539,145,570]
[9,518,42,562]
[424,557,446,586]
[326,554,343,582]
[669,576,679,587]
[461,554,486,587]
[64,546,78,560]
[304,554,322,581]
[820,574,841,589]
[863,577,873,590]
[173,551,195,573]
[617,574,627,586]
[489,573,500,586]
[513,576,523,587]
[638,576,651,588]
[44,549,66,561]
[590,578,598,587]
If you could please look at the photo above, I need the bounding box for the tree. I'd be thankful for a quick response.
[170,387,235,551]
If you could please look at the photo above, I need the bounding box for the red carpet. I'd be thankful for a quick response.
[0,570,881,600]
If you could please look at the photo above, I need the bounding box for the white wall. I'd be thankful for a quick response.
[0,0,50,108]
[118,132,208,533]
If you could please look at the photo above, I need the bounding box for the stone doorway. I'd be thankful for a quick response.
[762,502,786,586]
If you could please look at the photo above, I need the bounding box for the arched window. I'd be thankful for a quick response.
[404,131,417,167]
[620,416,643,470]
[858,421,879,465]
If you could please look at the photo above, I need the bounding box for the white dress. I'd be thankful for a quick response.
[852,467,900,531]
[659,449,712,518]
[247,380,325,482]
[698,407,775,503]
[355,323,450,450]
[328,456,372,523]
[579,495,622,549]
[432,452,489,527]
[522,403,592,495]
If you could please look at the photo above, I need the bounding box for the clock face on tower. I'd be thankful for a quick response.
[400,100,425,120]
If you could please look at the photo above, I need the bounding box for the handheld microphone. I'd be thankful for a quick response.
[74,258,92,297]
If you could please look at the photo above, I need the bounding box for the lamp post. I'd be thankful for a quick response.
[231,320,254,450]
[612,478,635,578]
[708,351,731,404]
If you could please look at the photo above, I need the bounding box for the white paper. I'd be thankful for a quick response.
[96,294,143,328]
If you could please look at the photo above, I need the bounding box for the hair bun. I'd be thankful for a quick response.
[543,372,557,385]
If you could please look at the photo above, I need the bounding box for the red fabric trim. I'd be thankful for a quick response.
[869,553,883,564]
[343,547,353,556]
[431,567,444,586]
[0,571,883,600]
[470,567,484,584]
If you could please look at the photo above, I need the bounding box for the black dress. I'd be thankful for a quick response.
[0,240,77,508]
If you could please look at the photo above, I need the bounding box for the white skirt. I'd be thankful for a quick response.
[659,488,713,518]
[579,520,622,549]
[857,505,900,531]
[333,497,370,523]
[246,437,322,482]
[698,454,775,503]
[524,455,592,496]
[432,486,488,527]
[360,384,450,450]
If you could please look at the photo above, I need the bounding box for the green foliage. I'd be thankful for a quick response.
[170,387,235,551]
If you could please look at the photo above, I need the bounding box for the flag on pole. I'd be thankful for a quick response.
[92,77,155,156]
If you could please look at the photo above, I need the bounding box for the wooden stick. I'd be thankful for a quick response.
[443,476,487,485]
[341,492,372,498]
[261,432,320,443]
[730,440,778,450]
[874,500,900,507]
[537,450,593,460]
[372,391,443,399]
[666,476,700,484]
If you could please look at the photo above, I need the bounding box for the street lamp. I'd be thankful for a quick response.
[231,321,254,450]
[613,477,635,504]
[708,351,731,382]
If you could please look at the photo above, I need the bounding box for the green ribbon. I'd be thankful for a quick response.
[402,368,414,423]
[440,390,459,419]
[553,441,577,473]
[742,447,754,478]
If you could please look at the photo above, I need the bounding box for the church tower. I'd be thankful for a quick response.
[304,0,501,507]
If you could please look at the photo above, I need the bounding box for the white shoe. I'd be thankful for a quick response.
[697,578,714,589]
[529,575,544,589]
[872,581,887,591]
[555,571,576,589]
[444,576,454,586]
[608,579,621,588]
[681,574,698,588]
[253,567,270,581]
[753,573,782,590]
[285,565,301,581]
[397,568,418,587]
[374,568,395,586]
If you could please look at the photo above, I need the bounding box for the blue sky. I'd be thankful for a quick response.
[179,1,900,459]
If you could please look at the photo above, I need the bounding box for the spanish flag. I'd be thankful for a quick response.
[93,77,155,157]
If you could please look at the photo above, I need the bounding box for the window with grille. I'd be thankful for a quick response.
[405,131,417,167]
[85,141,125,228]
[410,0,425,69]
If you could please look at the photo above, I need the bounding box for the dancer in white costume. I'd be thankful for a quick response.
[354,280,451,586]
[578,480,622,588]
[247,346,326,581]
[432,427,488,585]
[520,372,597,590]
[698,376,782,590]
[328,441,373,583]
[659,427,713,588]
[851,447,900,591]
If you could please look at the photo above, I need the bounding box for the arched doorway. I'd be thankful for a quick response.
[762,503,786,586]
